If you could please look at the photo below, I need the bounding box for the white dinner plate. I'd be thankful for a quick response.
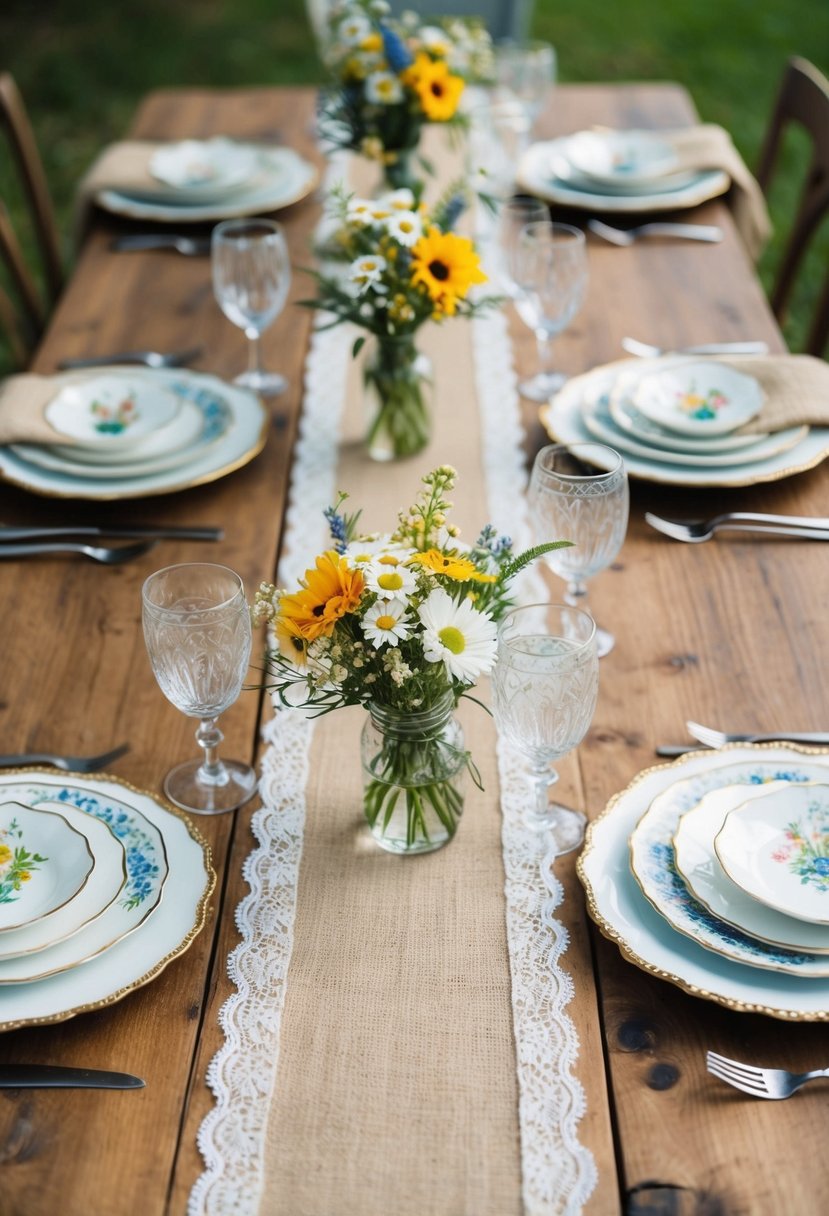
[630,771,829,976]
[0,782,168,984]
[0,803,127,960]
[715,783,829,925]
[0,771,213,1032]
[633,361,764,436]
[148,138,261,201]
[577,744,829,1020]
[563,130,679,187]
[540,360,829,487]
[0,801,93,932]
[518,137,730,213]
[673,784,829,955]
[96,146,318,223]
[0,368,267,500]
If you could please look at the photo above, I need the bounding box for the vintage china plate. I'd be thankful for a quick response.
[0,784,168,984]
[633,362,764,436]
[716,783,829,925]
[0,802,93,933]
[577,744,829,1019]
[0,803,127,960]
[0,771,213,1031]
[563,130,679,187]
[0,368,266,501]
[96,146,318,223]
[48,397,205,466]
[518,138,729,213]
[149,138,260,200]
[45,375,181,452]
[673,783,829,955]
[550,153,699,197]
[629,768,829,976]
[540,359,829,487]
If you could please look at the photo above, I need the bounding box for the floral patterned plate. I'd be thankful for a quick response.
[715,783,829,925]
[0,783,168,983]
[630,762,829,975]
[0,770,213,1032]
[45,375,181,452]
[673,783,829,955]
[632,362,764,436]
[0,802,93,933]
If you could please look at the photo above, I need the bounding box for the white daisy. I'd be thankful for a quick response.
[380,187,416,211]
[365,553,418,599]
[362,598,411,648]
[346,536,406,565]
[384,209,423,246]
[337,14,372,46]
[346,197,378,225]
[418,25,452,56]
[365,71,404,105]
[418,588,497,681]
[348,254,388,294]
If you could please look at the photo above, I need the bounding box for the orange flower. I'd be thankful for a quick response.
[279,550,365,641]
[411,549,496,582]
[403,52,464,121]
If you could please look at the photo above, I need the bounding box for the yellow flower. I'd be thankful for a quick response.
[403,53,464,121]
[279,551,365,641]
[360,32,383,53]
[18,871,31,882]
[410,227,487,316]
[411,549,496,582]
[0,845,11,865]
[275,616,310,666]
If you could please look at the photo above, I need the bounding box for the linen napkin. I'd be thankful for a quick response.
[722,355,829,434]
[0,374,74,445]
[73,141,166,240]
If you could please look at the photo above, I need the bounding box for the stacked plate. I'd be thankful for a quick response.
[518,128,730,212]
[541,355,829,487]
[95,137,318,223]
[0,771,214,1032]
[578,743,829,1020]
[0,367,268,500]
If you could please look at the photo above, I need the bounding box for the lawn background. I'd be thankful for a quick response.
[0,0,827,364]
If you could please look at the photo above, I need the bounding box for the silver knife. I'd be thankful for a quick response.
[0,525,223,542]
[0,1065,144,1089]
[657,733,829,756]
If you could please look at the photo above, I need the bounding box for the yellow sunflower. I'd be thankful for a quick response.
[279,550,365,641]
[412,549,496,583]
[410,227,487,316]
[404,53,464,121]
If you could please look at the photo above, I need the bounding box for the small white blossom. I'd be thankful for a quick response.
[418,587,497,682]
[337,14,372,45]
[362,598,412,648]
[384,209,423,246]
[346,197,378,225]
[380,187,416,211]
[348,254,388,294]
[418,25,452,56]
[365,71,404,105]
[365,554,418,599]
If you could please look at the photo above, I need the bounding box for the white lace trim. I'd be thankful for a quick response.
[190,179,596,1216]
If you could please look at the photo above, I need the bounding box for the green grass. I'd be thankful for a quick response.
[1,0,826,368]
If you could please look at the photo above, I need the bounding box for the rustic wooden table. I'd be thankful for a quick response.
[0,85,826,1216]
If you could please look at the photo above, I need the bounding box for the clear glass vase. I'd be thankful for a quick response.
[381,146,421,194]
[361,692,467,855]
[363,334,432,461]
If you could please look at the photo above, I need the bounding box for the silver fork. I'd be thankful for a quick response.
[0,540,157,565]
[588,218,723,246]
[687,720,829,747]
[706,1051,829,1099]
[56,346,202,370]
[645,511,829,543]
[622,336,769,357]
[0,743,129,772]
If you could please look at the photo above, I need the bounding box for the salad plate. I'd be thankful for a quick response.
[563,130,679,187]
[715,783,829,925]
[577,743,829,1019]
[148,138,260,201]
[0,804,126,961]
[45,376,181,452]
[0,802,93,933]
[0,770,213,1031]
[632,361,764,436]
[673,783,829,954]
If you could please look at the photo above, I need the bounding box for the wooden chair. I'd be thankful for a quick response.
[756,57,829,356]
[0,71,64,364]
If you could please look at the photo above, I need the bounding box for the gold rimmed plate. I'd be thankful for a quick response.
[0,802,93,933]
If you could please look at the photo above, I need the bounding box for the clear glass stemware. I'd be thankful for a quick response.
[494,40,557,131]
[211,217,291,397]
[528,443,629,657]
[142,563,256,815]
[491,603,598,854]
[507,220,588,401]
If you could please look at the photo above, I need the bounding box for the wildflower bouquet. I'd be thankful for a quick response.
[309,185,495,460]
[254,466,569,854]
[318,0,493,193]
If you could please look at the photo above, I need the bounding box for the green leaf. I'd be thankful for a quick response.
[352,335,366,359]
[498,541,573,585]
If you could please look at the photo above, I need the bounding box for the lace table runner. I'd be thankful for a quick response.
[190,144,596,1216]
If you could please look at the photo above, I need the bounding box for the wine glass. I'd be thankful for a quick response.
[211,218,291,397]
[492,196,549,298]
[508,220,588,401]
[466,99,531,203]
[491,602,598,853]
[142,563,256,815]
[528,443,629,658]
[494,40,557,130]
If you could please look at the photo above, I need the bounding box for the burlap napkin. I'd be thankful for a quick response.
[722,355,829,434]
[73,140,165,240]
[658,125,772,260]
[0,375,73,445]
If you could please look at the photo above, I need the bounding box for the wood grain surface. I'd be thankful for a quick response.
[0,85,826,1216]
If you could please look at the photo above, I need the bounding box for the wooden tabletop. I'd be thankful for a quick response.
[1,85,827,1216]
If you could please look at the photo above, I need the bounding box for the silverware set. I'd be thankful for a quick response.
[656,720,829,757]
[707,1051,829,1100]
[646,511,829,543]
[57,345,202,370]
[0,523,223,564]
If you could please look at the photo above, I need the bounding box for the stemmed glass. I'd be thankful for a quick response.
[494,40,557,131]
[211,218,291,397]
[142,563,256,815]
[507,220,588,401]
[528,443,629,657]
[493,196,548,298]
[492,603,598,854]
